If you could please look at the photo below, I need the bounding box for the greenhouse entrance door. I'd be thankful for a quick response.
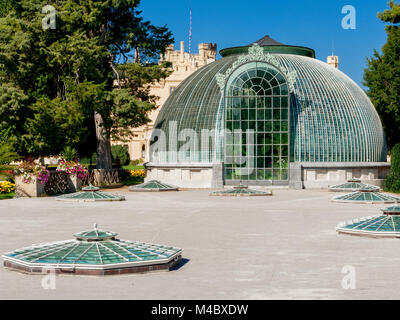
[224,62,290,186]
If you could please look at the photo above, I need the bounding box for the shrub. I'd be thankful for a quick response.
[80,153,97,165]
[61,146,78,161]
[0,129,18,169]
[111,145,130,166]
[384,143,400,193]
[130,158,144,166]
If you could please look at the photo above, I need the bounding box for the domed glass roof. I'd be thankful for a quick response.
[2,224,182,275]
[151,40,386,165]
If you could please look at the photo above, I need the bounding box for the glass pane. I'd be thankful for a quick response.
[257,109,264,120]
[241,109,248,120]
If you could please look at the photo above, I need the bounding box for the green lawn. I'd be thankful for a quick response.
[0,192,14,200]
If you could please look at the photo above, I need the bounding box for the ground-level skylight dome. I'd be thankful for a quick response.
[2,224,182,276]
[337,207,400,238]
[330,180,380,192]
[210,183,272,197]
[56,185,125,202]
[147,35,388,189]
[130,180,178,192]
[332,190,400,204]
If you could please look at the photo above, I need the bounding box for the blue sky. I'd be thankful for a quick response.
[139,0,391,88]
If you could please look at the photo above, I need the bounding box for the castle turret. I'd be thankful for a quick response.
[327,55,339,69]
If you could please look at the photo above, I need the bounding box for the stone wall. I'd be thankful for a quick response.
[292,162,391,189]
[145,163,215,189]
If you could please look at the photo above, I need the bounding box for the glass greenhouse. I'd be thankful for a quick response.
[146,35,389,189]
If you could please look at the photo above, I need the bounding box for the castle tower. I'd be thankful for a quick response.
[327,55,339,69]
[122,41,217,162]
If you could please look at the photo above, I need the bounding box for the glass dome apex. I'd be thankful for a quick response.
[73,224,117,241]
[220,35,315,58]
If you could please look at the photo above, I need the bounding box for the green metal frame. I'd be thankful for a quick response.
[223,61,290,183]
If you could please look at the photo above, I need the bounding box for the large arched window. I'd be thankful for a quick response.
[224,62,290,183]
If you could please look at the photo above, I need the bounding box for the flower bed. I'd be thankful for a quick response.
[122,169,146,186]
[56,160,88,180]
[56,160,89,192]
[0,181,15,194]
[130,169,146,178]
[14,162,49,198]
[14,162,49,185]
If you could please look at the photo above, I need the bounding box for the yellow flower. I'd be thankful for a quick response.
[129,169,146,177]
[0,181,15,194]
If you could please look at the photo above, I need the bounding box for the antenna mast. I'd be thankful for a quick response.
[189,8,192,54]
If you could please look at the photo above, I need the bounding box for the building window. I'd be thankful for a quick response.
[170,87,176,94]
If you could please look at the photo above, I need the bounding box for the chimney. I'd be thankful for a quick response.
[180,41,185,62]
[327,55,339,69]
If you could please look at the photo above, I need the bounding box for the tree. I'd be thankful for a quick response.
[364,0,400,150]
[0,0,173,168]
[0,0,15,17]
[0,129,18,169]
[384,143,400,192]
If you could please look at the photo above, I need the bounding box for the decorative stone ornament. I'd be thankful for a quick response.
[216,43,297,93]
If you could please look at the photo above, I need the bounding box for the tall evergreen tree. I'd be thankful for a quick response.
[0,0,173,168]
[364,0,400,151]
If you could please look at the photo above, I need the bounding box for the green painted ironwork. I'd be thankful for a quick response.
[130,180,178,192]
[224,61,290,182]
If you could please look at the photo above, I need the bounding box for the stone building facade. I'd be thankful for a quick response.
[124,41,217,162]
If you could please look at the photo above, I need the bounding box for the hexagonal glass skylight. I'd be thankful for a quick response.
[210,184,272,197]
[130,180,178,192]
[330,181,380,192]
[332,191,400,204]
[3,225,182,275]
[56,186,125,202]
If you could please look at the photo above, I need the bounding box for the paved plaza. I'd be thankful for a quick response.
[1,188,399,300]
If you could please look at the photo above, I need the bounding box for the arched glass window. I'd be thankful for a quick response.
[224,62,290,183]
